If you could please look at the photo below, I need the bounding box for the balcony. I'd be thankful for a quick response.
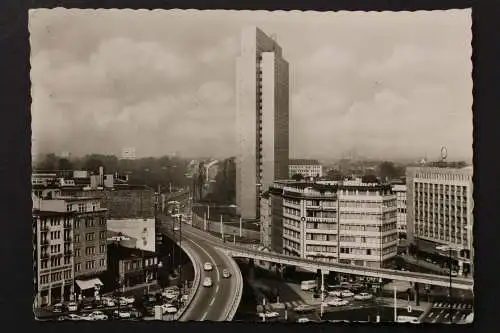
[64,237,72,243]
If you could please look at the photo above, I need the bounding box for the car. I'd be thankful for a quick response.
[164,306,178,314]
[66,301,78,312]
[118,297,129,306]
[341,290,355,298]
[327,298,349,307]
[354,292,373,301]
[297,317,310,323]
[88,311,108,321]
[173,227,180,231]
[204,262,213,271]
[294,304,315,313]
[203,277,213,287]
[114,310,131,318]
[328,290,342,297]
[451,270,458,277]
[258,311,280,319]
[102,297,116,307]
[222,269,231,278]
[163,289,179,299]
[124,296,135,304]
[52,303,64,313]
[67,314,82,321]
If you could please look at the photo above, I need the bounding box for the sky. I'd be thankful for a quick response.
[29,9,473,161]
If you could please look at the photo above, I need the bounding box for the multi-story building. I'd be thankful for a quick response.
[121,147,136,160]
[34,195,108,298]
[236,26,290,220]
[392,184,407,235]
[33,203,75,307]
[406,165,474,276]
[266,179,398,268]
[288,159,323,179]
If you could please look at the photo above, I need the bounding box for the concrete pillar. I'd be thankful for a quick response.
[248,259,255,281]
[48,285,52,305]
[414,282,420,306]
[61,283,65,302]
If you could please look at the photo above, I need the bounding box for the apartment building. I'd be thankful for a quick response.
[406,165,474,276]
[34,195,108,298]
[267,179,398,268]
[392,184,407,234]
[288,159,323,178]
[33,206,75,307]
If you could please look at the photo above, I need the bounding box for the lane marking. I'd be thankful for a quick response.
[216,285,219,293]
[191,241,221,283]
[209,297,215,306]
[201,311,208,321]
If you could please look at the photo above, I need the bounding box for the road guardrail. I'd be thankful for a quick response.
[223,254,244,321]
[173,239,201,321]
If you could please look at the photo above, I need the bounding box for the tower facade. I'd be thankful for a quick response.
[236,26,290,220]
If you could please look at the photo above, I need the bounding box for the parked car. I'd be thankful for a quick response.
[203,277,213,287]
[294,304,315,313]
[102,297,116,307]
[297,317,310,323]
[341,290,355,298]
[87,311,108,321]
[52,303,64,313]
[66,302,78,312]
[164,306,178,314]
[204,262,213,271]
[163,289,179,300]
[328,290,342,297]
[118,297,128,306]
[327,298,349,307]
[222,269,231,278]
[354,292,373,301]
[67,314,82,321]
[113,310,131,319]
[258,311,279,319]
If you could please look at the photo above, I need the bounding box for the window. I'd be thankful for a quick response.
[99,218,105,225]
[85,247,96,255]
[85,260,95,270]
[99,231,106,239]
[75,248,80,257]
[74,234,80,243]
[75,219,80,228]
[85,232,95,241]
[40,260,48,269]
[99,259,105,267]
[75,263,81,272]
[100,244,106,253]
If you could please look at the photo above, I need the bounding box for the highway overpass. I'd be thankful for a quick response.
[182,221,474,291]
[159,216,242,321]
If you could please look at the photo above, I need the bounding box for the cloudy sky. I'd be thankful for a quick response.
[30,9,472,161]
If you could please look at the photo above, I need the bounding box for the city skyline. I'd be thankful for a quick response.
[30,9,473,161]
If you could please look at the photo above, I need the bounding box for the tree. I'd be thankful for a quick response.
[57,158,73,170]
[36,153,58,171]
[291,173,304,181]
[378,161,400,181]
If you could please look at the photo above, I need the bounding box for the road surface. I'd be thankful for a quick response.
[159,216,241,321]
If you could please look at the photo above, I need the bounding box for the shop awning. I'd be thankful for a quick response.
[75,278,103,290]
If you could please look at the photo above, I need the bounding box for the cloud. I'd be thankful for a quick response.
[30,9,472,160]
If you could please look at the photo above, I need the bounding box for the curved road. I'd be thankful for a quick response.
[160,215,240,321]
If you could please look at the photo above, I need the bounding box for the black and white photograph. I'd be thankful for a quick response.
[30,8,474,323]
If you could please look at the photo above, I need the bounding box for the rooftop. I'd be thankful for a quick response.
[289,159,321,166]
[107,243,155,260]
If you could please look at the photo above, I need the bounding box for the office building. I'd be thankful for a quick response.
[406,165,474,276]
[266,179,398,268]
[236,26,290,220]
[392,184,407,234]
[289,159,323,178]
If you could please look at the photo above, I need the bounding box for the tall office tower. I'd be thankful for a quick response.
[236,26,290,220]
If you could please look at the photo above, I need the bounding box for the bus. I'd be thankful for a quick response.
[300,280,317,291]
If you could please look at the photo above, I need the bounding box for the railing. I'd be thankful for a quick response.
[175,240,201,321]
[223,255,243,321]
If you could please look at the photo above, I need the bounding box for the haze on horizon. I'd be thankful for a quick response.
[30,9,473,162]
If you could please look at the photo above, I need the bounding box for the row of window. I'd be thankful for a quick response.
[415,183,468,192]
[283,228,300,239]
[39,270,72,284]
[73,231,106,243]
[339,190,393,197]
[283,238,300,251]
[339,212,396,220]
[306,211,337,218]
[339,201,393,208]
[284,207,300,216]
[75,259,106,272]
[74,217,106,228]
[74,244,106,257]
[306,222,337,230]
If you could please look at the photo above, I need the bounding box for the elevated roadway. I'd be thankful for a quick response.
[183,220,474,291]
[160,217,242,321]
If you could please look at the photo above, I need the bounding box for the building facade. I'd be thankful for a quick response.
[33,208,75,307]
[267,179,398,268]
[288,159,323,178]
[236,26,290,220]
[121,147,136,160]
[406,166,474,276]
[392,184,407,234]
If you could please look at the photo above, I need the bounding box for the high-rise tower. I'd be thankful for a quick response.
[236,27,290,220]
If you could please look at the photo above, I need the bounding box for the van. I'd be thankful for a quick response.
[300,280,317,291]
